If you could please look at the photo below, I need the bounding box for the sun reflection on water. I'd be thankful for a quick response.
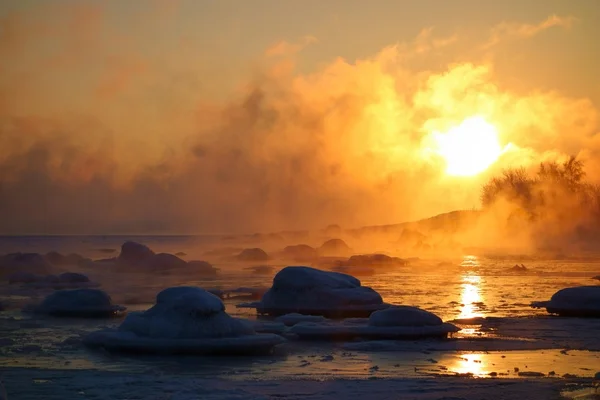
[450,353,487,376]
[458,256,484,320]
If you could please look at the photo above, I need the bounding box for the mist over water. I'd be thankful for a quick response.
[1,2,600,251]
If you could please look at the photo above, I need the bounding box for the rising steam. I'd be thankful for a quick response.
[0,2,598,246]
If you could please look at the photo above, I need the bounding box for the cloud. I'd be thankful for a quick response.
[0,4,597,239]
[484,15,577,49]
[265,36,318,57]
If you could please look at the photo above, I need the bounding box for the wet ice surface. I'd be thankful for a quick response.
[1,236,600,399]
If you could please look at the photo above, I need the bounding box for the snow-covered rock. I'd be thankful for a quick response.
[45,252,86,266]
[148,253,188,271]
[531,286,600,317]
[58,272,90,283]
[117,241,155,267]
[30,289,126,318]
[187,260,218,275]
[0,253,54,275]
[319,239,351,256]
[83,286,285,355]
[235,248,270,262]
[237,266,388,318]
[281,244,319,262]
[289,306,459,340]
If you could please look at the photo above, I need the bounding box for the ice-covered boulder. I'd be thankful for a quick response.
[0,253,53,275]
[18,272,99,290]
[531,286,600,317]
[117,241,155,267]
[281,244,319,262]
[319,239,351,256]
[58,272,90,283]
[290,306,460,340]
[187,260,218,275]
[30,289,126,318]
[235,248,270,262]
[83,286,285,355]
[148,253,188,272]
[45,252,86,266]
[237,266,388,318]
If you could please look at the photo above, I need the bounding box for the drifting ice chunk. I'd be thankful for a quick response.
[31,289,126,318]
[83,286,285,355]
[531,286,600,317]
[290,306,459,340]
[237,266,388,318]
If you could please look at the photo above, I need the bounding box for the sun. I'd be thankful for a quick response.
[430,116,503,177]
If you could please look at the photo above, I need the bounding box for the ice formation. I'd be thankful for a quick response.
[187,260,219,275]
[289,306,460,340]
[281,244,319,262]
[44,252,87,267]
[148,253,188,271]
[83,286,285,355]
[117,241,156,266]
[31,288,126,317]
[531,286,600,317]
[0,253,54,275]
[318,239,352,256]
[235,248,270,262]
[237,266,388,318]
[9,271,99,290]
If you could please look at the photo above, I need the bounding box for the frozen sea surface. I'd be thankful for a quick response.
[1,235,600,399]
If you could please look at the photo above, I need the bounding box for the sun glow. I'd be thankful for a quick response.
[431,116,503,177]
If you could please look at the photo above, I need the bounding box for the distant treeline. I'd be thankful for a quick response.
[481,156,600,241]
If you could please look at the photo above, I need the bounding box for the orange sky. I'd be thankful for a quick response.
[1,0,599,234]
